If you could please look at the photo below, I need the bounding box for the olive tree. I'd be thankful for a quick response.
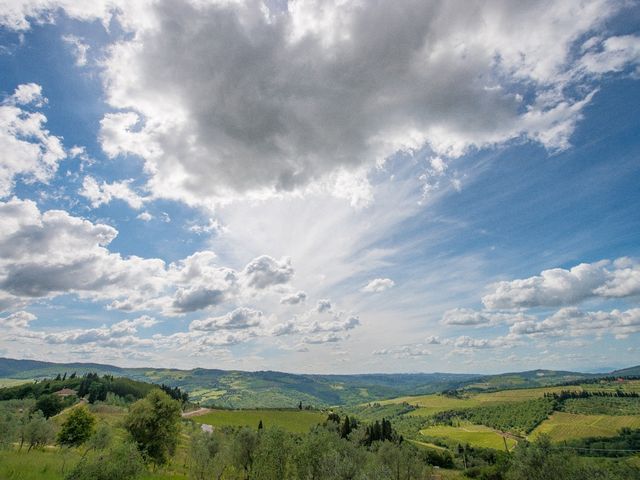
[124,389,181,465]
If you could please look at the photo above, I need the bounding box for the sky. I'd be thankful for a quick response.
[0,0,639,374]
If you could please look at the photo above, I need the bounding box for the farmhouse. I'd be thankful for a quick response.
[54,388,77,398]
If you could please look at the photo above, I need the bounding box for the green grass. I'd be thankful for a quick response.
[0,378,32,388]
[190,408,326,433]
[0,449,189,480]
[420,423,517,450]
[0,449,76,480]
[530,412,640,442]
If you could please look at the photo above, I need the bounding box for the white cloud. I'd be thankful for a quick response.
[309,314,360,333]
[11,83,45,106]
[316,299,332,313]
[137,211,153,221]
[242,255,294,289]
[361,277,395,293]
[482,258,640,309]
[0,198,299,317]
[424,335,441,345]
[0,310,35,329]
[373,344,431,358]
[302,332,341,345]
[188,218,227,235]
[62,34,89,66]
[270,307,360,344]
[443,335,512,350]
[80,175,146,210]
[579,35,640,75]
[280,290,307,305]
[190,307,264,331]
[0,84,65,197]
[40,315,157,347]
[509,307,640,340]
[0,198,166,309]
[441,308,534,326]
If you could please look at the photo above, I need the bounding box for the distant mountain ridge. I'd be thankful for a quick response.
[1,357,636,408]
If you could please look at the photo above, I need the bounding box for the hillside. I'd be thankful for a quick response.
[2,357,636,409]
[612,365,640,376]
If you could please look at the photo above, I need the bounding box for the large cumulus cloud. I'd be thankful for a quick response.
[92,0,640,205]
[0,197,296,314]
[482,258,640,310]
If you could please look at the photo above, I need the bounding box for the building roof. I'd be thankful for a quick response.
[55,388,77,396]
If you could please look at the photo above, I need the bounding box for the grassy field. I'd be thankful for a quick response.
[0,448,189,480]
[190,408,326,433]
[530,412,640,442]
[0,378,32,388]
[420,423,517,450]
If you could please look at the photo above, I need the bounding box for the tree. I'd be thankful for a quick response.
[58,406,96,447]
[24,410,56,451]
[340,415,352,438]
[378,442,426,480]
[0,410,17,450]
[35,394,64,418]
[87,382,107,404]
[232,427,258,479]
[124,389,181,465]
[189,429,227,480]
[507,435,572,480]
[251,428,290,480]
[65,442,144,480]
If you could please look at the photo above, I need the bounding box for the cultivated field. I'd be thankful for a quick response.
[0,378,32,388]
[419,423,517,450]
[383,380,640,416]
[189,408,326,433]
[530,412,640,442]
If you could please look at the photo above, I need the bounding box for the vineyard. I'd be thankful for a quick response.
[430,398,555,435]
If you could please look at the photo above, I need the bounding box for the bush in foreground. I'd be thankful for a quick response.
[65,442,144,480]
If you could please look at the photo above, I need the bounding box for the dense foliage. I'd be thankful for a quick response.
[565,428,640,457]
[560,396,640,415]
[160,383,189,403]
[545,389,640,400]
[0,372,155,404]
[124,389,182,465]
[505,435,639,480]
[58,406,96,447]
[65,441,145,480]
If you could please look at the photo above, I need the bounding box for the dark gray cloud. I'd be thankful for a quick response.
[98,0,634,204]
[172,287,226,313]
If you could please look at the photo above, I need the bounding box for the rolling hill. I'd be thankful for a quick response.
[1,357,636,408]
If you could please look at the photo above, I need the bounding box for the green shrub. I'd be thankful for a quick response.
[65,442,144,480]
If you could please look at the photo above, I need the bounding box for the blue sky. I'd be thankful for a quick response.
[0,0,639,373]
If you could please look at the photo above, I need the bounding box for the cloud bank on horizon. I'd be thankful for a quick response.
[0,0,639,373]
